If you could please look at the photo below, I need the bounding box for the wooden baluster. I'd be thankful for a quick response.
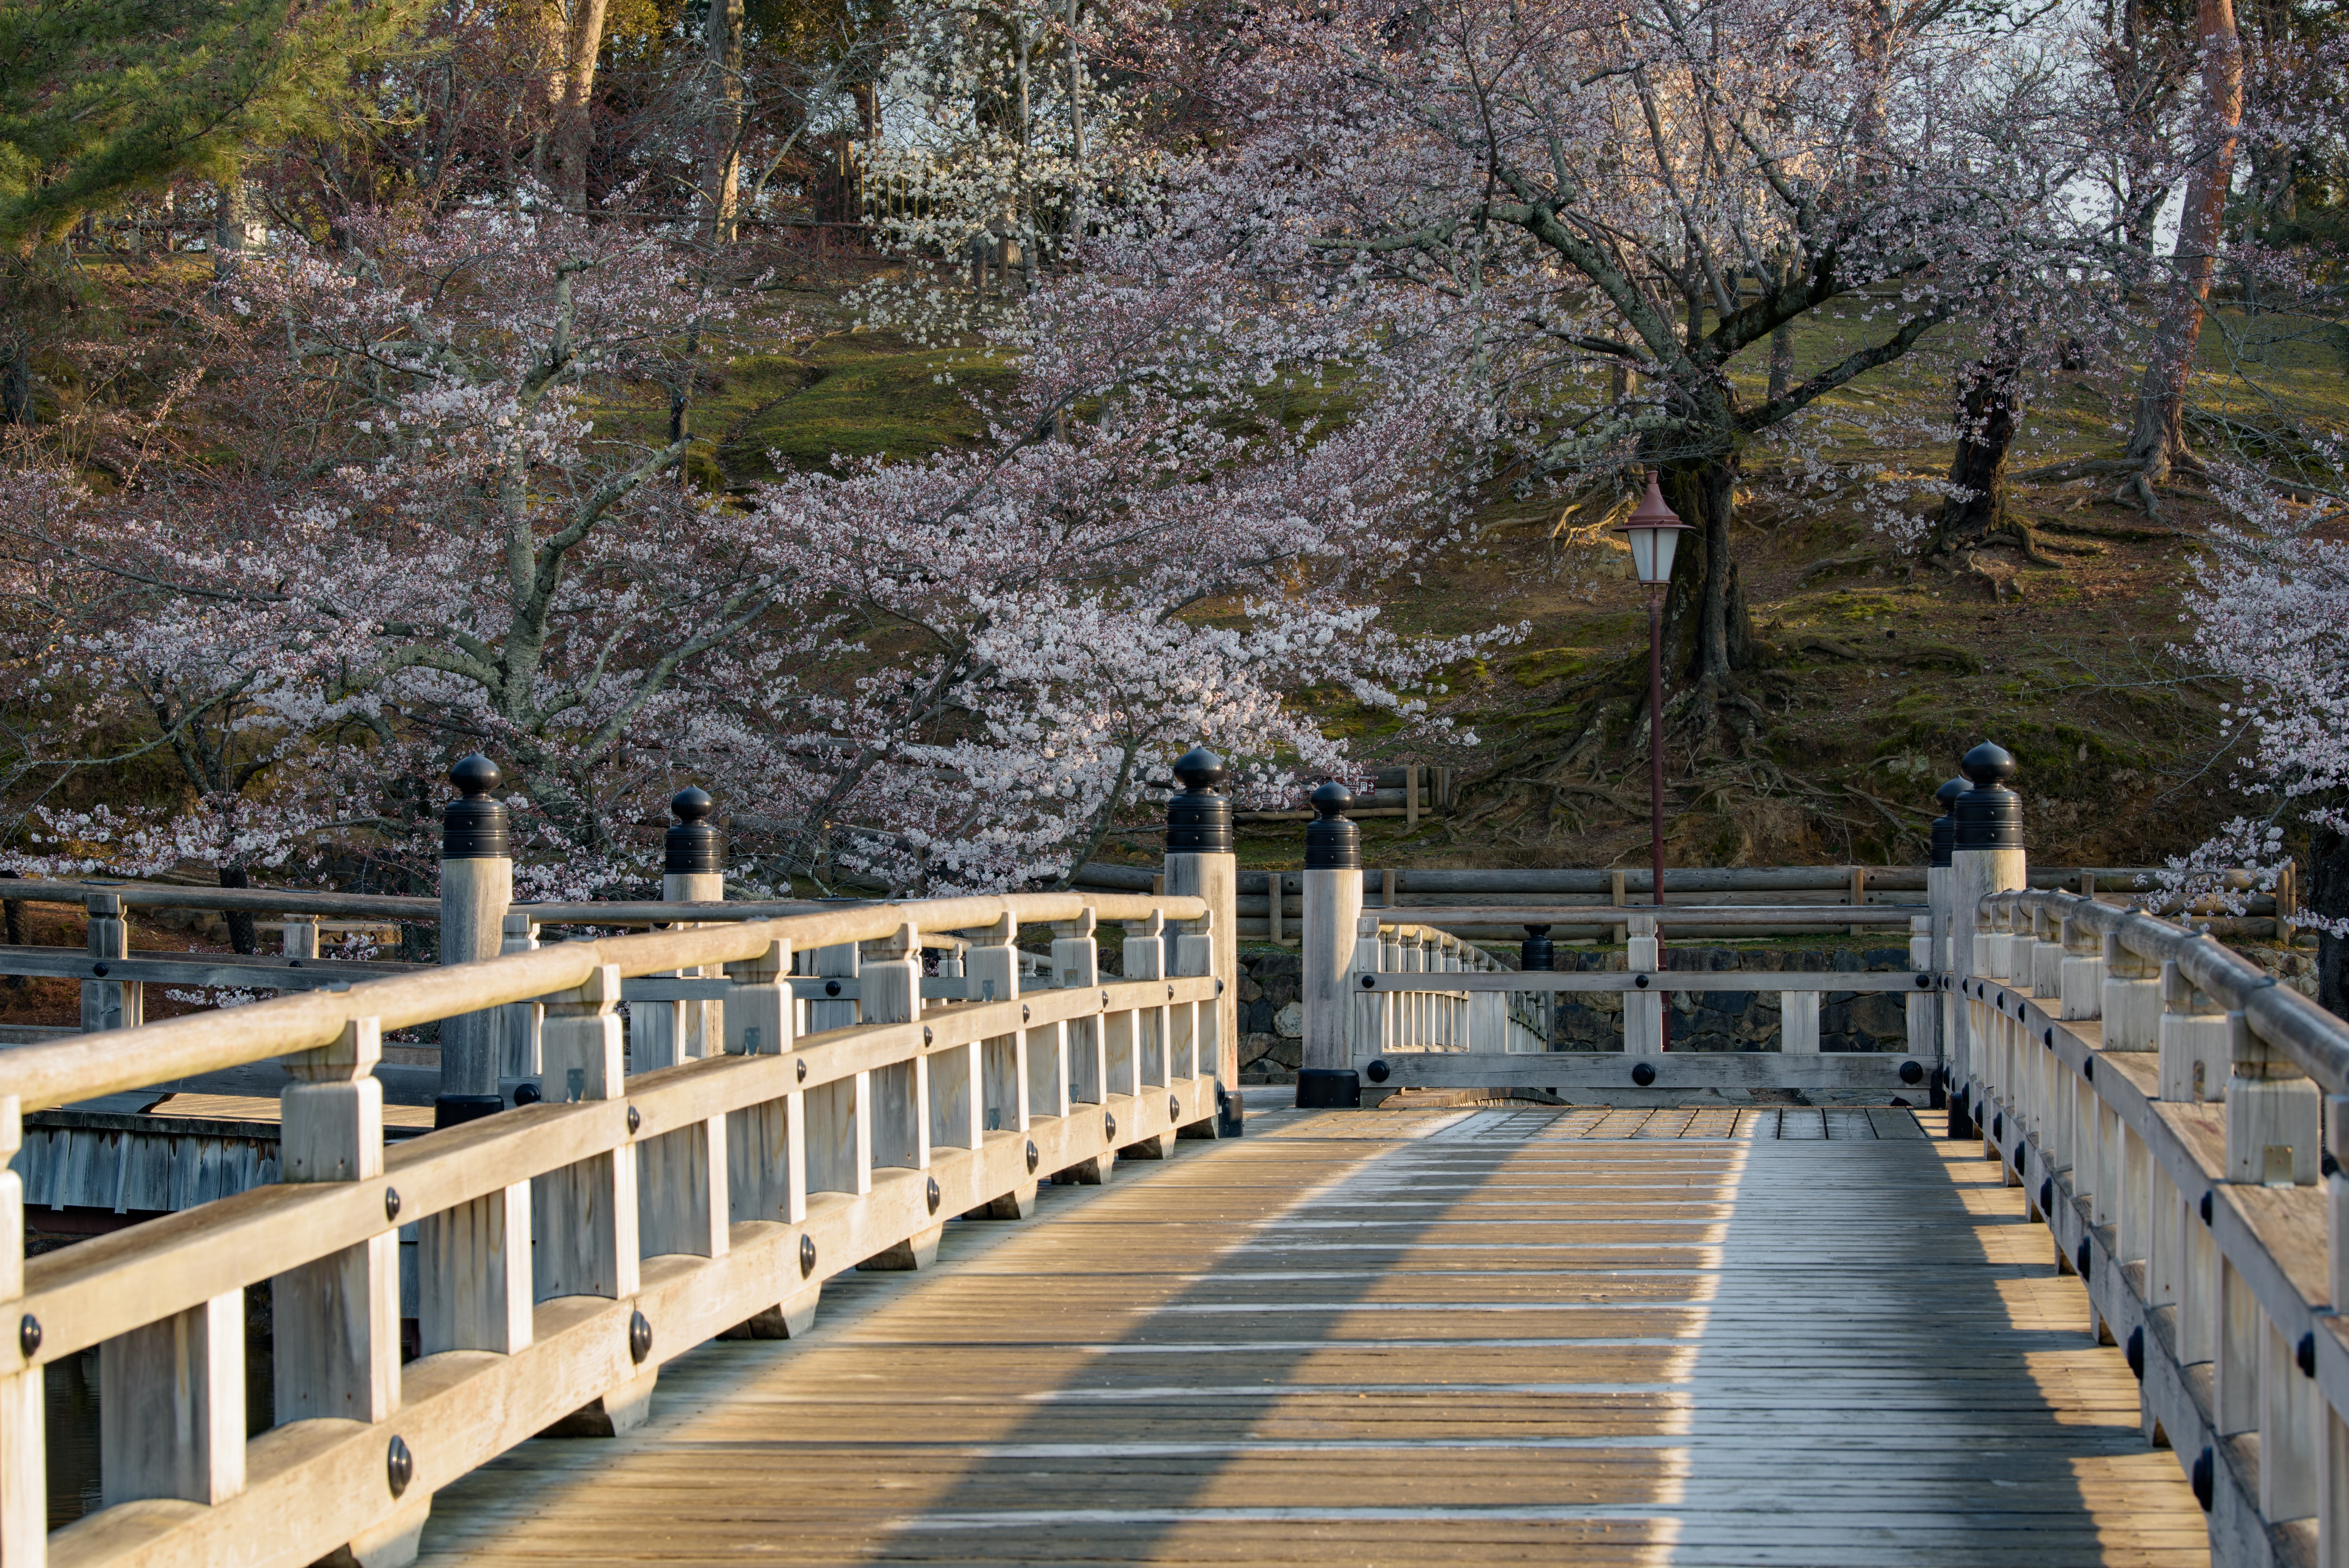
[497,913,544,1103]
[0,1096,43,1568]
[81,891,140,1033]
[861,923,944,1265]
[1400,930,1426,1050]
[1174,909,1215,1089]
[2160,959,2228,1104]
[2180,1185,2219,1370]
[2032,907,2064,1003]
[1060,911,1104,1107]
[2120,1119,2150,1274]
[1624,913,1662,1055]
[1123,913,1166,1089]
[534,964,652,1436]
[2058,911,2105,1022]
[2101,927,2159,1051]
[720,938,815,1338]
[2218,1257,2261,1446]
[283,913,320,959]
[278,1017,421,1556]
[966,916,1037,1219]
[2225,1010,2320,1187]
[1351,915,1385,1073]
[1906,916,1934,1066]
[2263,1313,2322,1526]
[1781,985,1821,1054]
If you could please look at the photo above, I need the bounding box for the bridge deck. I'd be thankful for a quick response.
[414,1104,2206,1567]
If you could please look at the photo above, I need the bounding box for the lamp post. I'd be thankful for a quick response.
[1615,474,1693,1047]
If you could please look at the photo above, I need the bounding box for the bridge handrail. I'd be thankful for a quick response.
[0,887,1221,1568]
[1960,877,2349,1559]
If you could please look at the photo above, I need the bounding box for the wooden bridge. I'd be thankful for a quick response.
[0,744,2333,1567]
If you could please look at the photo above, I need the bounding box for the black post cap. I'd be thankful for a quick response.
[1929,776,1963,868]
[1520,923,1555,973]
[1953,742,2023,851]
[1166,746,1233,854]
[442,753,510,859]
[1304,782,1360,870]
[665,786,725,875]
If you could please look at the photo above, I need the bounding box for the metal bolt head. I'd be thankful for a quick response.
[1365,1059,1390,1083]
[2200,1190,2214,1225]
[1167,984,1174,1000]
[629,1309,654,1365]
[923,1026,934,1047]
[2074,1240,2091,1281]
[17,1314,39,1359]
[1104,1112,1117,1141]
[825,980,841,997]
[1169,1094,1181,1122]
[1634,974,1649,989]
[1898,1060,1923,1085]
[796,1058,807,1082]
[384,1187,403,1223]
[1025,1139,1039,1173]
[927,1176,941,1215]
[800,1234,817,1278]
[1631,1062,1656,1087]
[1022,1004,1030,1023]
[2126,1325,2145,1381]
[1101,990,1110,1008]
[626,1106,642,1135]
[2083,1057,2094,1083]
[387,1434,414,1498]
[2039,1178,2052,1215]
[1360,975,1376,989]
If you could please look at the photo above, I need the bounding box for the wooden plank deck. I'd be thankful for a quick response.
[413,1103,2207,1567]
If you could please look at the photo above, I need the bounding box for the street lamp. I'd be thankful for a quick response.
[1615,472,1693,1037]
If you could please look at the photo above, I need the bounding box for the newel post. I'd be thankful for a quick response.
[1298,782,1364,1109]
[1949,742,2026,1140]
[1162,747,1240,1137]
[438,754,513,1128]
[636,788,726,1072]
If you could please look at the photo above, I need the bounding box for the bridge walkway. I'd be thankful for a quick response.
[413,1104,2206,1568]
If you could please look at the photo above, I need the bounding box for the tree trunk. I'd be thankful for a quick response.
[547,0,611,209]
[211,166,250,284]
[2311,824,2349,1021]
[1929,354,2023,554]
[217,864,258,955]
[2119,0,2242,509]
[1767,319,1794,402]
[1,335,30,426]
[1659,455,1753,734]
[703,0,745,243]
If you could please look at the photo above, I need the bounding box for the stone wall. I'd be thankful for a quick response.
[1236,943,1916,1084]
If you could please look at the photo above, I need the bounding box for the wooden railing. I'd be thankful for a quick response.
[1958,884,2349,1568]
[1336,908,1942,1097]
[0,889,1227,1568]
[1340,921,1546,1055]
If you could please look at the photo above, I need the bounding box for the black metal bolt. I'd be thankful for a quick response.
[799,1234,817,1278]
[2326,1149,2342,1180]
[796,1058,807,1082]
[514,1081,543,1107]
[923,1026,934,1047]
[2126,1326,2145,1381]
[1166,984,1174,1000]
[927,1176,941,1215]
[1169,1094,1181,1121]
[2044,1027,2054,1047]
[1634,974,1650,989]
[2300,1331,2318,1378]
[2083,1057,2094,1082]
[1631,1062,1656,1087]
[626,1106,641,1135]
[1992,1113,2003,1140]
[1215,978,1225,996]
[1898,1060,1923,1085]
[18,1314,39,1358]
[2191,1447,2214,1512]
[1025,1140,1039,1173]
[2014,1142,2025,1172]
[387,1434,414,1498]
[1914,974,1929,989]
[1104,1112,1117,1141]
[1361,975,1376,989]
[1022,1004,1030,1023]
[384,1187,403,1223]
[629,1309,653,1365]
[91,963,108,978]
[825,980,841,997]
[1365,1060,1390,1083]
[1101,990,1110,1007]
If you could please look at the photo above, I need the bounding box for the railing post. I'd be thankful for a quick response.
[1950,742,2026,1140]
[0,1095,41,1568]
[1162,746,1240,1136]
[861,921,946,1263]
[1907,916,1934,1077]
[535,964,651,1435]
[278,1017,422,1556]
[2102,920,2161,1051]
[719,937,816,1337]
[1624,912,1662,1055]
[1060,909,1106,1107]
[1930,775,1962,1122]
[2159,955,2229,1103]
[1174,910,1216,1089]
[438,754,513,1128]
[2058,908,2105,1022]
[636,788,726,1073]
[80,890,139,1033]
[497,912,544,1105]
[636,791,733,1288]
[1299,783,1363,1108]
[1521,923,1554,1053]
[2224,1007,2320,1187]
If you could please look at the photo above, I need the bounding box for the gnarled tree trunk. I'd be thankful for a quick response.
[1930,353,2023,554]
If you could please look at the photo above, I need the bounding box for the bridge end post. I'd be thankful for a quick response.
[1298,782,1363,1108]
[1163,748,1240,1136]
[1950,743,2026,1142]
[437,754,513,1130]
